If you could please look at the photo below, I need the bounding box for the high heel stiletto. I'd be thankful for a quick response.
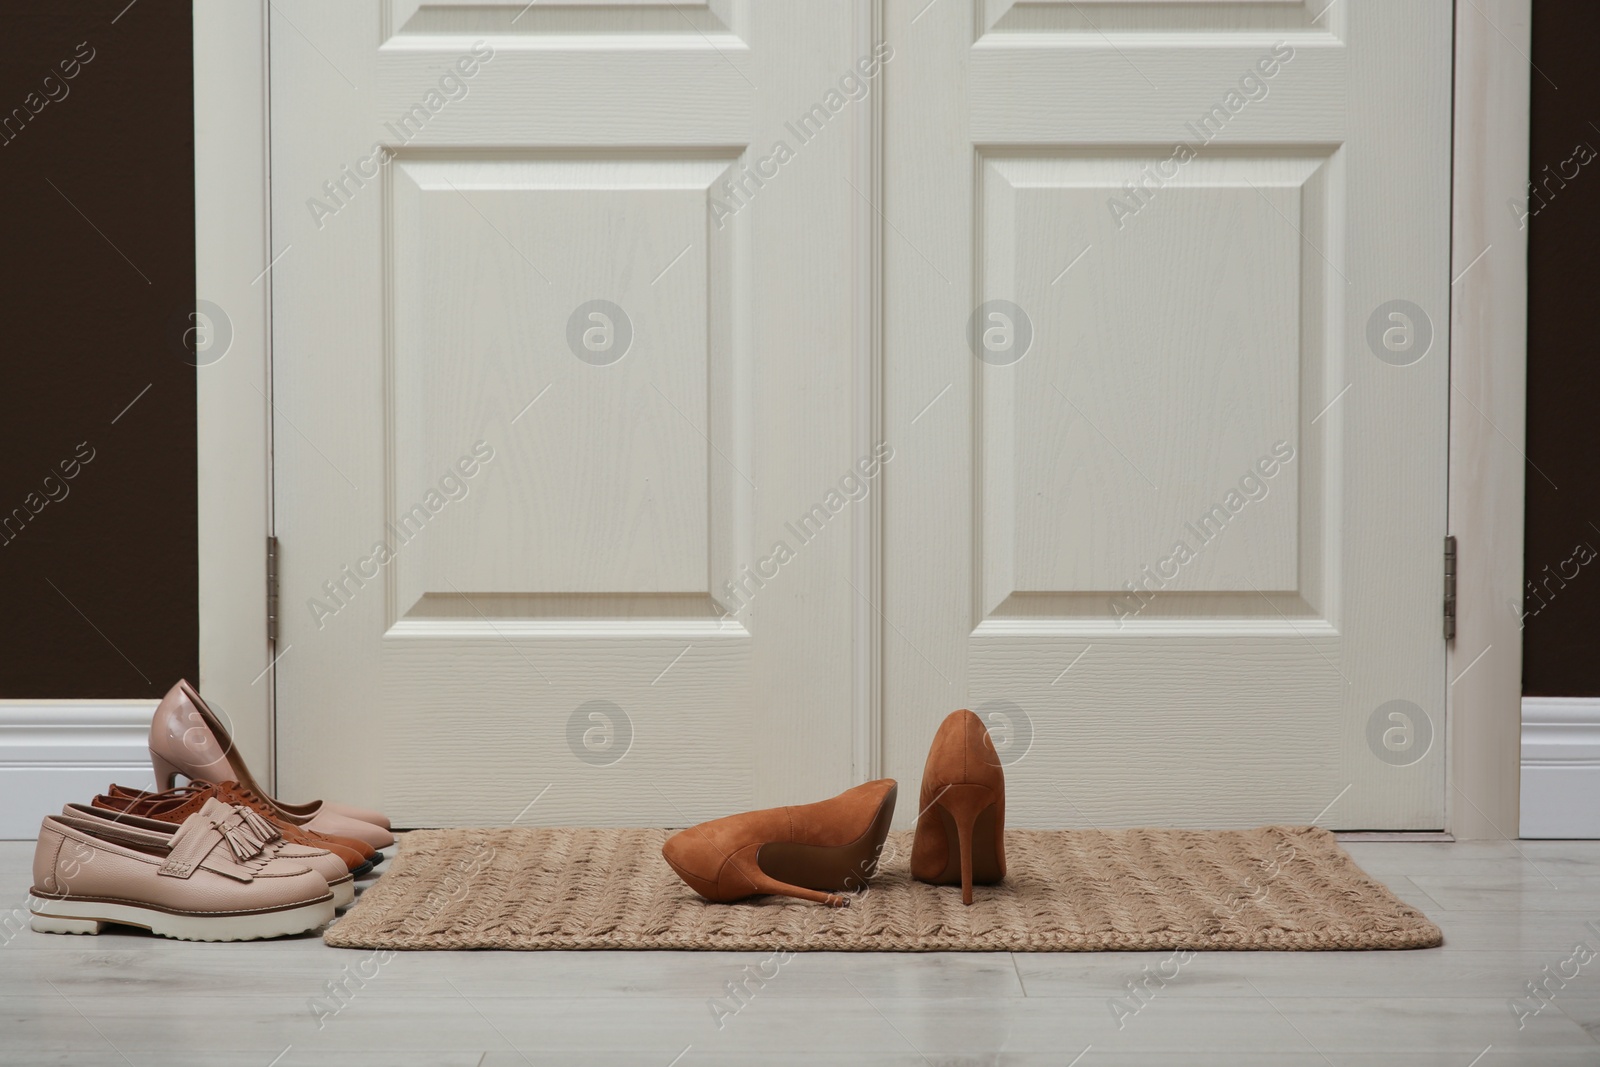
[912,709,1006,905]
[149,680,394,848]
[662,780,898,906]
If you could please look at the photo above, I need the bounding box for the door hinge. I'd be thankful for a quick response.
[1443,534,1457,642]
[267,535,280,644]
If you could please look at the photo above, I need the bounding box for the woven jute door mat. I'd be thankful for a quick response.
[323,825,1441,951]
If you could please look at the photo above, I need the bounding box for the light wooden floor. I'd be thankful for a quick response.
[5,839,1600,1065]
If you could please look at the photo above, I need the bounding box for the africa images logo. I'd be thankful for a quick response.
[1109,442,1296,626]
[1104,41,1295,230]
[709,42,894,229]
[305,41,495,230]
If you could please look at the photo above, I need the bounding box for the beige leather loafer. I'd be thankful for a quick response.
[30,798,335,941]
[60,801,355,909]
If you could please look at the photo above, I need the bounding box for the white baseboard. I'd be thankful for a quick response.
[1521,697,1600,839]
[0,702,159,840]
[1336,832,1456,842]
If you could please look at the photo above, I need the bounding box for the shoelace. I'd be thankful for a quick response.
[203,780,274,818]
[126,781,212,806]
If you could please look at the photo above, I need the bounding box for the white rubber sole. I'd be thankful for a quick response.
[330,876,355,909]
[30,895,335,942]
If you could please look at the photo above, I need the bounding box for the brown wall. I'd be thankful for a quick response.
[0,3,196,698]
[1524,2,1600,697]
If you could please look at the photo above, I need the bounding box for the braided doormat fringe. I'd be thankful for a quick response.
[324,826,1441,951]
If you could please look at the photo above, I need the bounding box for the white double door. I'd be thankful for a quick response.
[271,1,1451,830]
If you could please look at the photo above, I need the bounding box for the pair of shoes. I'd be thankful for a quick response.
[661,709,1006,907]
[150,679,395,850]
[30,797,339,941]
[60,801,357,908]
[91,781,378,878]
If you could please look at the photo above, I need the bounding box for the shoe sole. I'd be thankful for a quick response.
[330,876,355,909]
[29,895,335,942]
[757,783,899,894]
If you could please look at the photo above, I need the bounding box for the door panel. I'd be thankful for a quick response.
[272,1,871,825]
[883,1,1451,829]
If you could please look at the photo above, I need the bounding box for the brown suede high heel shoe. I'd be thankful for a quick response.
[912,709,1006,905]
[661,779,898,906]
